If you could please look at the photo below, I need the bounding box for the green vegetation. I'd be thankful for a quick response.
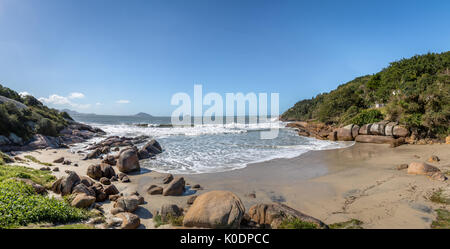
[278,218,318,229]
[153,214,184,228]
[0,84,72,141]
[0,151,13,164]
[0,164,55,186]
[431,209,450,229]
[329,219,364,229]
[282,52,450,138]
[24,155,53,166]
[429,189,450,205]
[0,164,89,228]
[0,178,88,228]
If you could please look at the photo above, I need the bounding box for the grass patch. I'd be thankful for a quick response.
[278,218,318,229]
[153,214,184,228]
[24,155,53,166]
[329,219,364,229]
[0,164,55,186]
[0,179,88,228]
[45,223,95,229]
[429,189,450,205]
[431,209,450,229]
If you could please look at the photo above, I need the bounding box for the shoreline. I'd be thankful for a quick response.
[8,141,450,229]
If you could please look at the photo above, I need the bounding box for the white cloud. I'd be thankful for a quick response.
[95,102,103,106]
[39,93,90,109]
[19,92,31,97]
[116,100,130,104]
[68,92,85,99]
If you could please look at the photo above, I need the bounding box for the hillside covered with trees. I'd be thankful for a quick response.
[0,84,73,141]
[281,52,450,138]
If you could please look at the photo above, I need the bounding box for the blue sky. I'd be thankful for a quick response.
[0,0,449,116]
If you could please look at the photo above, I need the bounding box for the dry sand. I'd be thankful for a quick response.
[11,142,450,229]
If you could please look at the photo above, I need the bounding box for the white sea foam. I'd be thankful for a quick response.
[74,119,353,174]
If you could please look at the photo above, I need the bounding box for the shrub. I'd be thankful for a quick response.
[349,109,384,126]
[36,118,58,137]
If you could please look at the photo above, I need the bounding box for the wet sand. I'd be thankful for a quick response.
[13,142,450,229]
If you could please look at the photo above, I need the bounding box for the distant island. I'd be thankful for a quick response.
[62,109,153,118]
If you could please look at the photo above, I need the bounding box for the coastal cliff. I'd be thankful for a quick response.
[282,52,450,142]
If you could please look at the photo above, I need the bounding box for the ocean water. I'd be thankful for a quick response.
[71,114,353,174]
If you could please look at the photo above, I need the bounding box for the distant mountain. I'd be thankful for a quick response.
[61,109,96,116]
[62,109,153,118]
[134,112,153,118]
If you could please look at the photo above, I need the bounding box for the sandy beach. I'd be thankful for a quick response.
[12,142,450,229]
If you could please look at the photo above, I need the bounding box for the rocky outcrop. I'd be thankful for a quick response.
[147,185,163,195]
[115,212,140,229]
[0,121,105,152]
[51,171,81,196]
[116,148,140,173]
[159,204,183,222]
[247,203,328,229]
[87,164,103,180]
[337,124,354,141]
[163,177,185,196]
[407,162,441,175]
[355,135,396,144]
[113,196,141,213]
[71,194,96,209]
[183,191,245,228]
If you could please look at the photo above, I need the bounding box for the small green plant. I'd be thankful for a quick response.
[278,218,318,229]
[429,189,450,205]
[153,214,164,228]
[329,219,364,229]
[431,209,450,229]
[24,155,53,166]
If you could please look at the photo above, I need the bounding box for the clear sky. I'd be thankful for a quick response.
[0,0,449,116]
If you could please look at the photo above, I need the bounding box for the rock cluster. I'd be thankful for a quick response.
[0,121,105,152]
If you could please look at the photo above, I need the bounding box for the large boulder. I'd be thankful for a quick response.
[115,212,140,229]
[147,185,163,195]
[393,125,410,137]
[71,193,96,209]
[355,135,396,144]
[51,171,80,196]
[358,124,372,135]
[369,121,389,136]
[351,125,360,139]
[163,177,185,196]
[143,139,162,155]
[407,162,440,175]
[183,191,245,228]
[114,196,141,213]
[384,122,398,136]
[72,183,96,197]
[100,163,116,179]
[159,204,183,222]
[87,164,103,180]
[337,124,354,141]
[247,203,328,229]
[137,148,150,160]
[104,184,120,196]
[116,149,140,173]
